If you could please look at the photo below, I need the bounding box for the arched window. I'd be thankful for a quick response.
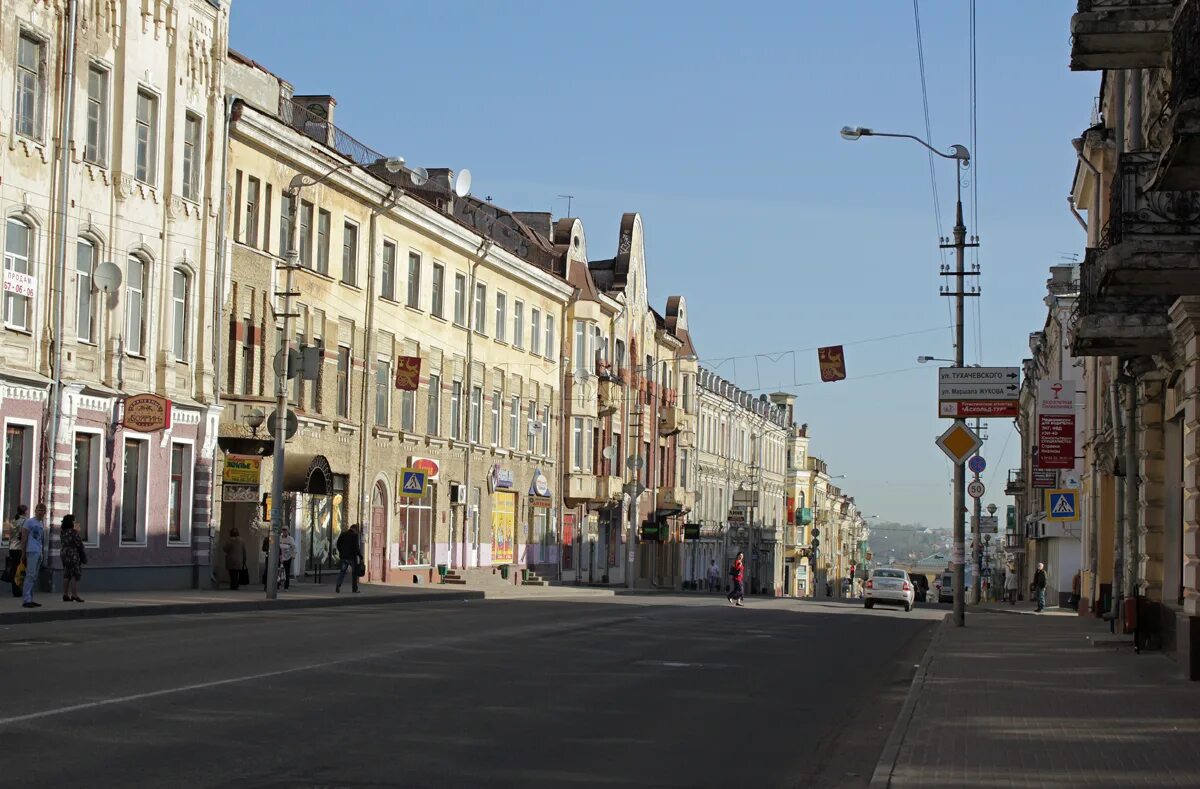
[76,237,96,342]
[3,218,33,330]
[172,267,190,361]
[125,254,147,355]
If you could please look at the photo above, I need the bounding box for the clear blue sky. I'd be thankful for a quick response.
[229,0,1097,528]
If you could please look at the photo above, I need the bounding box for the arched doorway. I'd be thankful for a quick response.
[370,481,388,582]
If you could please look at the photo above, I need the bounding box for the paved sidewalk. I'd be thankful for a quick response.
[879,609,1200,788]
[0,582,482,625]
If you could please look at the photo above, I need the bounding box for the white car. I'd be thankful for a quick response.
[864,568,915,612]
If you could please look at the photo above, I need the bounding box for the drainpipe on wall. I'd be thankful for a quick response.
[460,239,491,572]
[213,95,236,408]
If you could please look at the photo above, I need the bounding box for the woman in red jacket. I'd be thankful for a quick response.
[727,552,745,606]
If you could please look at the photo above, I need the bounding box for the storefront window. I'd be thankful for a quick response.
[3,424,33,524]
[396,484,434,566]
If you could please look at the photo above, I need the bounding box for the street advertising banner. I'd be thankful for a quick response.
[1037,380,1076,470]
[492,492,515,565]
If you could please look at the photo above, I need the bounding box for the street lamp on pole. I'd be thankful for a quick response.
[842,125,975,628]
[263,155,404,600]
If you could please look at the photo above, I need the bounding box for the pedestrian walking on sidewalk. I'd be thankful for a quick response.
[707,559,720,593]
[727,552,745,606]
[1004,566,1018,605]
[19,503,46,608]
[336,524,362,593]
[59,514,86,603]
[5,504,27,598]
[279,529,296,590]
[224,528,247,590]
[1032,562,1048,612]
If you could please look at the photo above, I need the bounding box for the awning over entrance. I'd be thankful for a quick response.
[283,453,334,495]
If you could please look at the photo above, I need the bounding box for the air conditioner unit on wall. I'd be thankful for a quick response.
[450,483,467,505]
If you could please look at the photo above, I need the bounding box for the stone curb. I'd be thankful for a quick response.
[869,612,949,789]
[0,589,485,626]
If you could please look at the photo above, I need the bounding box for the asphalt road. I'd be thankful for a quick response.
[0,595,939,788]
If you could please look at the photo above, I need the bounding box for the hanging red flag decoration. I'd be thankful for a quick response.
[818,346,846,382]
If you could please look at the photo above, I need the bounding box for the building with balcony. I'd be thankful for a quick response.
[1057,0,1200,678]
[0,0,230,589]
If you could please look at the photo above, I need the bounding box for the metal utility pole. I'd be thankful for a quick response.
[971,416,984,604]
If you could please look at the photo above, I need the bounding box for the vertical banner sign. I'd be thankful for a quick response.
[394,355,422,391]
[561,513,575,571]
[1036,380,1076,469]
[818,346,846,382]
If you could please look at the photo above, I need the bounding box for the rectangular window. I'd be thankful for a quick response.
[244,177,260,248]
[531,309,542,356]
[450,381,463,440]
[126,256,146,355]
[513,301,524,349]
[491,390,501,446]
[263,185,273,254]
[380,241,397,301]
[279,193,294,258]
[509,394,519,450]
[134,89,159,185]
[2,425,34,529]
[168,443,193,543]
[375,357,391,426]
[182,112,203,202]
[241,318,254,395]
[84,63,109,165]
[615,339,625,376]
[407,251,421,308]
[573,417,584,471]
[15,32,44,140]
[342,221,358,285]
[473,283,487,333]
[120,438,147,544]
[680,448,689,489]
[336,345,351,418]
[544,315,555,359]
[453,273,466,326]
[426,373,441,436]
[400,387,415,432]
[298,201,314,269]
[431,263,445,318]
[574,321,587,377]
[72,433,99,543]
[3,219,32,330]
[542,405,551,456]
[76,239,95,342]
[495,292,507,342]
[527,400,536,453]
[309,320,323,413]
[469,386,483,444]
[316,209,331,274]
[172,269,189,360]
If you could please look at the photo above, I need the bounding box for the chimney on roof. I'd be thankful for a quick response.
[514,212,553,243]
[290,95,337,147]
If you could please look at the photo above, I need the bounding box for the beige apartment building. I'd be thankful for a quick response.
[215,56,572,586]
[1,0,229,589]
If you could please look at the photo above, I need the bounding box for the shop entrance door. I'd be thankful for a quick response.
[370,481,387,581]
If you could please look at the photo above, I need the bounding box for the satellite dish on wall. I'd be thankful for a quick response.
[94,260,122,292]
[602,446,615,460]
[453,169,472,198]
[410,166,429,187]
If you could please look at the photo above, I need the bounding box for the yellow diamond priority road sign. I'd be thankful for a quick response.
[936,422,982,464]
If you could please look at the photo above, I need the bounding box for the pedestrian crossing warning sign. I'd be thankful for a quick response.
[400,468,427,498]
[1045,489,1078,522]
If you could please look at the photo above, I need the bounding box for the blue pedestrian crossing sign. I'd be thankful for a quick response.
[400,468,428,498]
[1045,489,1078,522]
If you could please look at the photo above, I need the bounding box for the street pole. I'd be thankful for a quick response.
[946,163,970,627]
[972,416,983,604]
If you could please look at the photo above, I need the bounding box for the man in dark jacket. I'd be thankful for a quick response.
[335,524,362,593]
[1032,562,1048,612]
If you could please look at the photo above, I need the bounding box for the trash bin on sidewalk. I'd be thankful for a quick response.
[499,564,510,581]
[436,564,448,582]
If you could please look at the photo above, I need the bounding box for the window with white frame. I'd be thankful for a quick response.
[407,251,421,308]
[3,424,35,528]
[182,112,203,202]
[453,272,466,326]
[526,400,536,453]
[172,268,190,361]
[508,394,519,450]
[336,345,351,418]
[75,239,96,342]
[574,321,588,377]
[541,404,551,456]
[400,386,415,432]
[298,201,314,269]
[544,315,555,359]
[243,177,260,248]
[342,221,359,285]
[380,241,397,301]
[491,389,502,446]
[72,432,101,543]
[125,255,147,355]
[531,309,541,356]
[512,300,524,349]
[375,356,391,426]
[14,31,45,140]
[495,292,507,342]
[473,283,486,334]
[469,386,483,443]
[572,417,584,471]
[120,437,148,544]
[4,218,33,330]
[431,263,445,318]
[134,89,159,185]
[279,193,294,258]
[426,373,441,435]
[316,209,331,274]
[169,442,193,543]
[84,63,109,166]
[450,380,462,440]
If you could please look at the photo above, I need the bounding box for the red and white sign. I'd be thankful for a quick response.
[2,269,36,298]
[409,456,440,481]
[1037,380,1076,470]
